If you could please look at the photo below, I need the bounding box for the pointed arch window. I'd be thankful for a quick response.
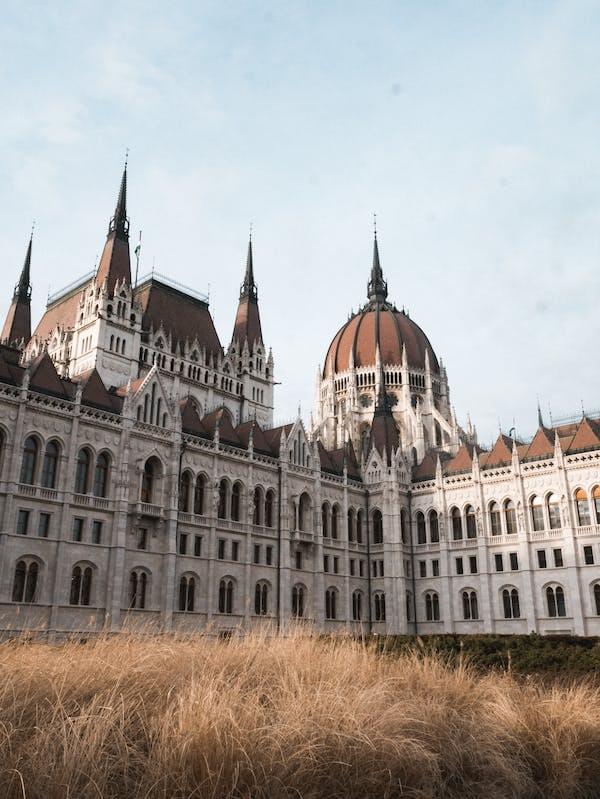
[265,489,275,528]
[231,482,242,521]
[321,503,330,537]
[352,590,362,621]
[129,570,148,609]
[546,585,566,618]
[416,511,426,544]
[20,436,39,485]
[547,493,562,530]
[325,588,337,620]
[465,505,477,539]
[254,582,269,615]
[178,575,195,612]
[425,591,440,621]
[504,499,517,535]
[219,579,234,614]
[298,493,311,532]
[594,584,600,616]
[462,590,478,620]
[253,487,263,525]
[75,448,92,495]
[347,508,355,542]
[428,510,439,543]
[12,559,38,603]
[372,510,383,544]
[194,475,205,515]
[489,502,502,536]
[331,505,339,539]
[41,441,59,489]
[218,479,229,519]
[502,588,520,619]
[292,584,305,618]
[575,489,591,526]
[70,565,92,606]
[374,591,386,621]
[178,471,192,512]
[141,458,160,504]
[531,495,544,532]
[451,507,462,540]
[93,452,110,497]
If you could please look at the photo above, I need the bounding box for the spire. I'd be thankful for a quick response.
[240,232,257,301]
[231,232,263,351]
[95,158,132,294]
[367,220,388,303]
[109,156,129,240]
[537,398,544,428]
[369,354,399,466]
[1,231,33,346]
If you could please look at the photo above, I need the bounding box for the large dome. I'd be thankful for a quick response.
[323,303,439,378]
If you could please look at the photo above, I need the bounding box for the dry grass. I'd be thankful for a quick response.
[0,632,599,798]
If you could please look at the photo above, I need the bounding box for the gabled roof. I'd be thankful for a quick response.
[412,450,439,481]
[484,434,514,468]
[445,443,480,475]
[180,397,210,439]
[201,407,241,447]
[236,420,274,456]
[566,417,600,453]
[32,284,84,343]
[262,424,293,456]
[28,353,70,398]
[134,277,222,358]
[524,427,554,460]
[72,368,122,413]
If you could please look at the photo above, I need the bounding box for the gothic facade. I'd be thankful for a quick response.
[1,163,599,638]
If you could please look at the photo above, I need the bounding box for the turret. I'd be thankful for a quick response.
[95,160,131,295]
[1,231,33,347]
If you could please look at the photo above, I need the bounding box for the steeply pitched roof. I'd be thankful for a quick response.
[262,424,293,456]
[32,283,85,343]
[566,417,600,453]
[134,278,222,357]
[485,434,514,468]
[201,407,241,447]
[28,352,70,398]
[1,234,32,345]
[180,397,210,438]
[236,420,274,456]
[72,368,122,413]
[524,427,554,460]
[95,164,131,294]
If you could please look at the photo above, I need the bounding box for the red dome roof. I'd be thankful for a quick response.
[323,304,439,377]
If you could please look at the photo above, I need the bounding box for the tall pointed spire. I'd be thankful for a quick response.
[95,157,132,294]
[1,230,33,346]
[367,218,388,303]
[240,231,257,301]
[537,398,544,429]
[231,231,263,349]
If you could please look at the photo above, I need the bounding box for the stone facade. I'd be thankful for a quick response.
[0,163,599,637]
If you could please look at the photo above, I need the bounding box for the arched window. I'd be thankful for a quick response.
[594,584,600,616]
[93,452,109,497]
[254,582,269,615]
[231,482,242,521]
[462,590,478,620]
[41,441,59,489]
[298,493,311,532]
[400,508,408,544]
[347,508,355,542]
[218,479,229,519]
[502,588,520,619]
[425,592,440,621]
[253,487,263,525]
[406,591,413,622]
[451,507,462,540]
[374,592,386,621]
[504,499,517,535]
[292,584,305,618]
[434,420,442,447]
[129,570,148,609]
[465,505,477,539]
[20,436,39,485]
[575,489,591,526]
[178,575,195,612]
[12,559,38,603]
[372,509,383,544]
[593,486,600,525]
[356,509,364,543]
[331,505,339,539]
[321,502,330,537]
[416,511,426,544]
[75,447,92,494]
[141,457,161,504]
[489,502,502,536]
[70,565,92,606]
[531,495,544,531]
[325,588,337,620]
[194,474,205,515]
[265,489,275,528]
[218,579,234,614]
[547,586,566,618]
[352,590,362,621]
[429,510,439,543]
[178,471,192,512]
[547,493,562,530]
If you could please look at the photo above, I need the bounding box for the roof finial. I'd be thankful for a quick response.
[240,229,257,301]
[537,396,544,428]
[108,156,129,240]
[373,211,377,239]
[367,217,387,303]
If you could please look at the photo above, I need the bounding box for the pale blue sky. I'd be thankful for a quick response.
[1,1,599,445]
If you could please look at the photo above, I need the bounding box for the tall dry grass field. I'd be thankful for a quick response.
[0,632,599,798]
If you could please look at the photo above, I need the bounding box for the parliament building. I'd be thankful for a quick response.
[1,162,599,637]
